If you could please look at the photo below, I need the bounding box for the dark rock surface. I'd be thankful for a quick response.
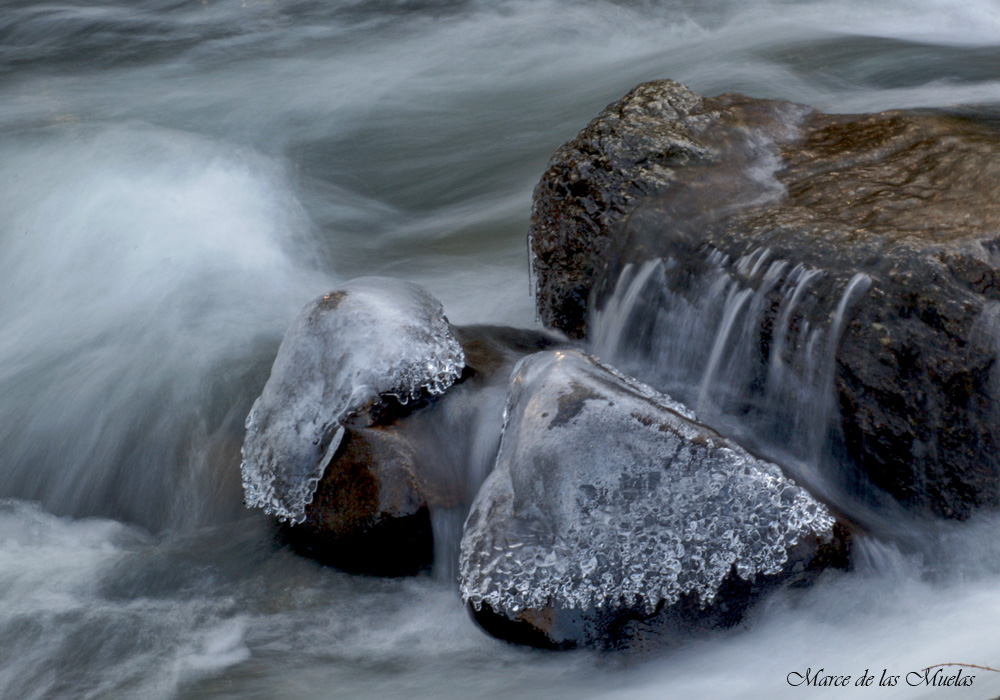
[459,349,848,648]
[529,80,1000,518]
[282,425,434,575]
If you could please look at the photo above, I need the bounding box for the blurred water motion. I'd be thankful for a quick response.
[2,0,1000,697]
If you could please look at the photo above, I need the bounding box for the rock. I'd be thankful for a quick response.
[242,281,566,574]
[240,277,465,525]
[281,426,433,575]
[459,350,848,649]
[530,79,806,338]
[529,79,1000,518]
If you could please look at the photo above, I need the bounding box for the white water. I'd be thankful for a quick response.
[3,0,1000,697]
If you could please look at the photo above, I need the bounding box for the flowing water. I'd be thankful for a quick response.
[3,0,1000,697]
[590,253,882,524]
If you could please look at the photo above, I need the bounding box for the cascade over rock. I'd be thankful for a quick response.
[530,80,1000,518]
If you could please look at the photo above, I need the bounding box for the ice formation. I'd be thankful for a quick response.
[459,349,835,616]
[241,277,465,523]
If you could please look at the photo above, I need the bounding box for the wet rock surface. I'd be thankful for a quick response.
[530,80,1000,518]
[459,350,848,649]
[282,425,433,576]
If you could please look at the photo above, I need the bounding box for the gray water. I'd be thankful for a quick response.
[3,0,1000,697]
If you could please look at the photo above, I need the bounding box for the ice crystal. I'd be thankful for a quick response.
[241,277,465,523]
[459,350,834,616]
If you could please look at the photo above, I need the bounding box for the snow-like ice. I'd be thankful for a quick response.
[240,278,465,523]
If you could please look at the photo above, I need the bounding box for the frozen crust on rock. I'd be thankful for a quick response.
[241,277,465,523]
[459,350,835,617]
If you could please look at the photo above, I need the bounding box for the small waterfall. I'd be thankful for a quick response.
[695,284,753,415]
[851,535,916,579]
[591,258,668,360]
[431,507,467,584]
[590,247,871,511]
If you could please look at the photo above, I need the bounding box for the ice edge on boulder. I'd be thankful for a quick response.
[240,277,465,524]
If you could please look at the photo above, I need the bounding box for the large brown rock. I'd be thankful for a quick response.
[529,80,1000,518]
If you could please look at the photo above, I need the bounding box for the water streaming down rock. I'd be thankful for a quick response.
[431,507,467,584]
[591,249,872,512]
[240,277,465,525]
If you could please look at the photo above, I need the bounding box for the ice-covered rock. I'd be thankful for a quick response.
[459,349,847,648]
[283,324,566,575]
[240,277,465,524]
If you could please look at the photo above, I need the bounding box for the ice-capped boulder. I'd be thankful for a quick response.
[240,277,465,525]
[459,350,848,648]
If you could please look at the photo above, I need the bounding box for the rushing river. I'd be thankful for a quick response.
[3,0,1000,697]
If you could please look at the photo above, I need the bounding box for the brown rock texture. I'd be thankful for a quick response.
[530,79,1000,517]
[284,426,433,575]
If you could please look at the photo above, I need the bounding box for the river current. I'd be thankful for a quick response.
[3,0,1000,697]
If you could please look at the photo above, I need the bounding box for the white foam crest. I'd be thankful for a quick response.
[0,123,328,529]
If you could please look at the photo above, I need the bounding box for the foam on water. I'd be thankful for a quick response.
[0,500,253,700]
[9,495,1000,700]
[0,498,607,700]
